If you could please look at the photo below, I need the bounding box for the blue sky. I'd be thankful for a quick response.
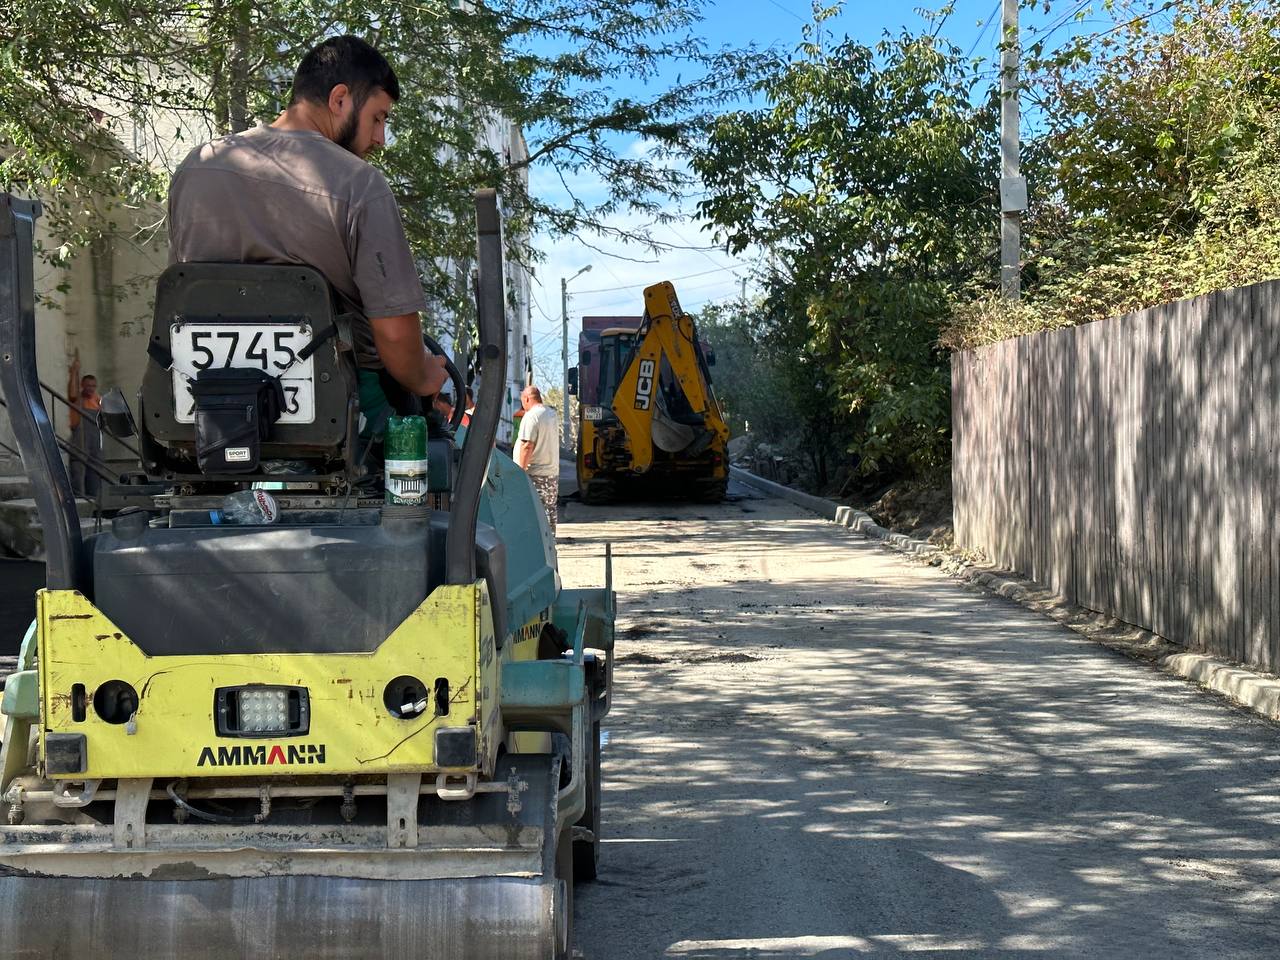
[525,0,1108,381]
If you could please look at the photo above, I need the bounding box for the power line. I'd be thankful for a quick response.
[681,290,744,314]
[595,257,631,291]
[764,0,806,24]
[546,282,754,340]
[669,223,731,272]
[1024,0,1096,53]
[573,263,743,296]
[530,291,557,324]
[572,276,742,316]
[967,2,1002,59]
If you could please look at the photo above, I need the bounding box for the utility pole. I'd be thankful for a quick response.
[561,265,591,450]
[1000,0,1026,299]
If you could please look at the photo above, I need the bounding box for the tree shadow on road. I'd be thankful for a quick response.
[564,499,1280,959]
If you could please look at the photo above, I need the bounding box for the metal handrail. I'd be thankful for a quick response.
[0,395,117,491]
[39,379,142,460]
[57,434,119,487]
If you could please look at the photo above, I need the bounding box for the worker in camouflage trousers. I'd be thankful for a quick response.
[514,385,559,534]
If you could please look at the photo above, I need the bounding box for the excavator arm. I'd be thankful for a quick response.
[613,281,729,473]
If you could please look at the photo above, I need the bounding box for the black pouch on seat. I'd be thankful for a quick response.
[189,367,285,474]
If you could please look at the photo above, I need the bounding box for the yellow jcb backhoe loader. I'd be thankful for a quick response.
[570,282,730,504]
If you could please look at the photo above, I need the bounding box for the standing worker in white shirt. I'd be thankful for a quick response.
[514,385,560,534]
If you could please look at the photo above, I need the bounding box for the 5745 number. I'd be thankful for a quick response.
[188,329,299,372]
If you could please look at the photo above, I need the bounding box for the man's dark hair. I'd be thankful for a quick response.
[289,35,400,110]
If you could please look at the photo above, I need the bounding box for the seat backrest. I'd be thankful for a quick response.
[140,263,358,478]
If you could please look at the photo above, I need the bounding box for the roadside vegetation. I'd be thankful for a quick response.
[693,0,1280,511]
[0,0,763,315]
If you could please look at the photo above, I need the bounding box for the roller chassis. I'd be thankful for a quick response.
[578,429,729,505]
[0,191,615,959]
[0,587,611,958]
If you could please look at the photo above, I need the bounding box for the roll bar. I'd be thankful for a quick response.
[0,195,83,588]
[445,190,506,585]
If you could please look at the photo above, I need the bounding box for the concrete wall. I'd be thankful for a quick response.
[0,200,167,467]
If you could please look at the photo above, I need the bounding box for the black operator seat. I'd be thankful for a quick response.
[139,263,360,481]
[97,262,441,657]
[90,262,501,658]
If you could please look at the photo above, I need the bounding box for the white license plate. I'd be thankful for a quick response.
[170,322,315,424]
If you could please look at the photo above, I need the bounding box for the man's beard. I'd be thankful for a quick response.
[336,108,361,155]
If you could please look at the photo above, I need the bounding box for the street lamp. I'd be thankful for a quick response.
[561,265,592,449]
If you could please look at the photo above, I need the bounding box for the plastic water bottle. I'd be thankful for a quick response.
[211,489,279,525]
[384,415,428,505]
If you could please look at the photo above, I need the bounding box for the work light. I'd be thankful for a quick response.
[215,686,309,737]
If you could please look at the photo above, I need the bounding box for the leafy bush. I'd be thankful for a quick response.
[694,23,997,481]
[944,0,1280,349]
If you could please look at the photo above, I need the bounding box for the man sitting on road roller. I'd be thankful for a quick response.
[167,34,446,433]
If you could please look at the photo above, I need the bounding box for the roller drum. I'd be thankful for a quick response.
[0,873,560,959]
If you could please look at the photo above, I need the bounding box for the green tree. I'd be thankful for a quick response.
[698,288,854,489]
[0,1,762,310]
[693,18,997,479]
[1025,0,1279,244]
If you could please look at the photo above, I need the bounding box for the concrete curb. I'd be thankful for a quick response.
[729,466,940,559]
[729,465,1280,724]
[728,467,840,521]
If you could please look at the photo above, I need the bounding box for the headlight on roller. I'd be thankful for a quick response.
[215,686,309,737]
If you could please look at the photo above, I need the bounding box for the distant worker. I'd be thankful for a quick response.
[434,392,454,424]
[461,387,475,427]
[167,34,447,434]
[514,385,560,534]
[66,350,102,498]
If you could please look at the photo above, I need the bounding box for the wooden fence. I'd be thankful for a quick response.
[953,280,1280,674]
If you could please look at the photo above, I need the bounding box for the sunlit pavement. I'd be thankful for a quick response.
[556,477,1280,960]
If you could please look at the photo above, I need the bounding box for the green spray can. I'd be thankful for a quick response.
[384,415,428,504]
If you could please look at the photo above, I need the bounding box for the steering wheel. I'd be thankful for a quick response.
[422,333,466,430]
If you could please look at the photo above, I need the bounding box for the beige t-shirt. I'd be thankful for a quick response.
[167,126,426,368]
[516,404,560,478]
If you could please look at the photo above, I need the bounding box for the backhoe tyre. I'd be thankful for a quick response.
[580,480,614,505]
[573,720,602,882]
[697,477,728,503]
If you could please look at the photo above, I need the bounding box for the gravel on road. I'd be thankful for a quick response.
[556,477,1280,960]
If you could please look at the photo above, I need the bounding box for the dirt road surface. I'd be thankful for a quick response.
[556,475,1280,959]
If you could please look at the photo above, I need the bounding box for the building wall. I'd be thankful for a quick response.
[0,199,167,468]
[432,118,533,445]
